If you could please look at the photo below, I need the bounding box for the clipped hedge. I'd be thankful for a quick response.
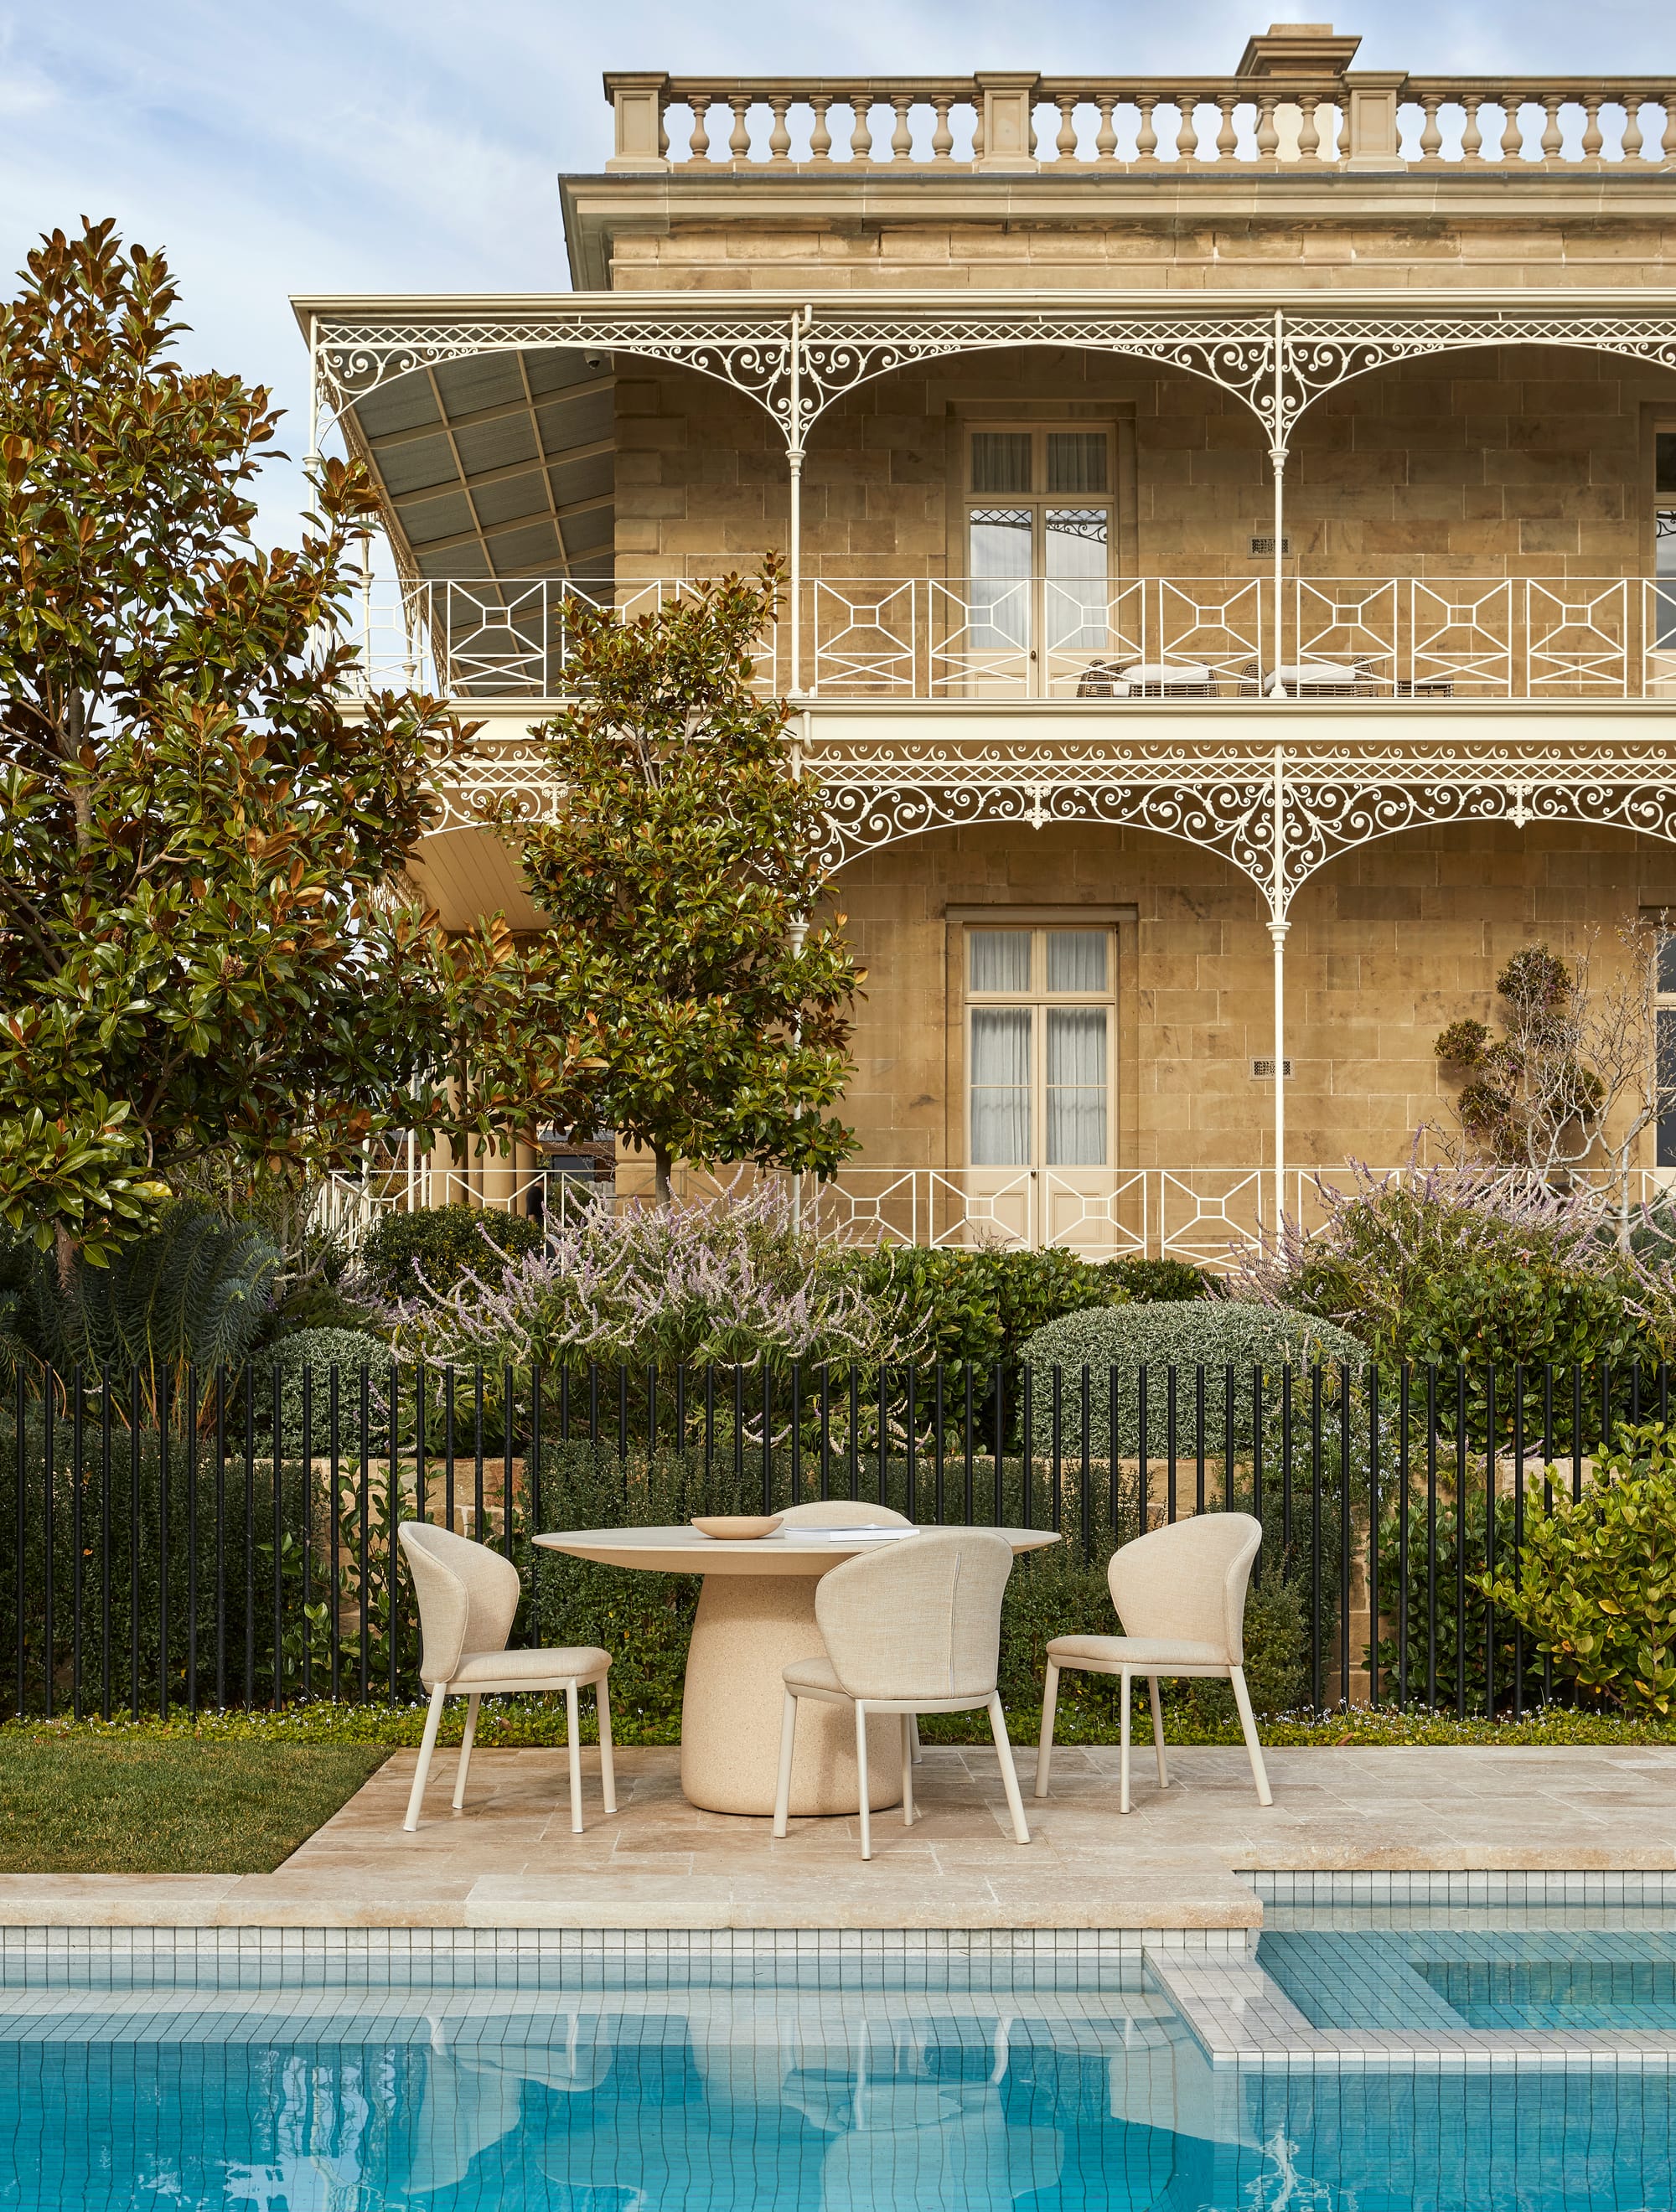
[1021,1300,1368,1462]
[355,1206,544,1308]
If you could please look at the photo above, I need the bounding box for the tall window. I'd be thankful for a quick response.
[966,427,1114,688]
[1658,430,1676,650]
[967,927,1114,1169]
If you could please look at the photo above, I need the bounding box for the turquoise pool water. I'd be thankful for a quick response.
[6,1975,1676,2210]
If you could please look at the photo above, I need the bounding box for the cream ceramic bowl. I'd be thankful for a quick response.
[690,1514,784,1542]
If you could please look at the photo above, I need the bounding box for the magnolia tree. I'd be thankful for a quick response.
[497,562,862,1201]
[1434,925,1676,1208]
[0,220,601,1279]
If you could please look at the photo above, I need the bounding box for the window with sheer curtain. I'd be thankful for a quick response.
[965,426,1115,683]
[966,926,1114,1170]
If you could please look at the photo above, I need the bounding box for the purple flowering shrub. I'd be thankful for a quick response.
[392,1183,920,1371]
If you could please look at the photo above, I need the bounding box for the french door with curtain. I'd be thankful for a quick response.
[965,924,1116,1248]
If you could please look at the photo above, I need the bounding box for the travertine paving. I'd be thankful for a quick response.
[3,1744,1673,1930]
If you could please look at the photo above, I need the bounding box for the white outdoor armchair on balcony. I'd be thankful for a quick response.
[1035,1512,1273,1816]
[1077,659,1217,700]
[772,1528,1031,1860]
[397,1522,616,1835]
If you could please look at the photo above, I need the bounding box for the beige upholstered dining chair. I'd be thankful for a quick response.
[777,1498,922,1763]
[1035,1512,1272,1815]
[772,1527,1031,1860]
[397,1522,615,1835]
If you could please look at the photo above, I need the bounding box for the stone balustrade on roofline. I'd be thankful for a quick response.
[603,26,1676,178]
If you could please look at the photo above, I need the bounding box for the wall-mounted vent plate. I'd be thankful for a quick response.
[1249,535,1293,558]
[1250,1057,1295,1078]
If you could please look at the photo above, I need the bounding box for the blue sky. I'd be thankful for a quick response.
[2,0,1669,540]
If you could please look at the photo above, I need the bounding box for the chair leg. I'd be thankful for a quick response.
[1035,1659,1061,1800]
[901,1714,915,1829]
[909,1716,923,1765]
[452,1693,481,1811]
[855,1702,872,1862]
[1149,1677,1168,1788]
[595,1672,617,1816]
[404,1682,447,1833]
[1119,1669,1132,1816]
[986,1694,1031,1847]
[566,1680,584,1835]
[772,1691,799,1840]
[1229,1665,1274,1807]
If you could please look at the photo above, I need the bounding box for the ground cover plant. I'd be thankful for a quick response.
[0,1734,385,1872]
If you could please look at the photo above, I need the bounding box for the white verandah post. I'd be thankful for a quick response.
[1268,307,1289,700]
[1268,744,1289,1234]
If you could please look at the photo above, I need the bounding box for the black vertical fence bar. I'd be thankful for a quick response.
[1020,1364,1033,1530]
[243,1365,256,1710]
[416,1365,427,1524]
[127,1367,142,1721]
[1337,1364,1352,1709]
[186,1366,199,1718]
[530,1368,545,1647]
[1110,1367,1123,1543]
[1280,1367,1292,1561]
[1512,1367,1525,1720]
[934,1366,946,1525]
[443,1368,456,1534]
[1309,1364,1322,1710]
[965,1366,976,1524]
[1571,1363,1585,1504]
[1137,1365,1150,1536]
[386,1366,401,1703]
[70,1368,84,1720]
[504,1365,516,1563]
[358,1365,370,1703]
[1540,1362,1554,1707]
[1482,1365,1497,1724]
[327,1365,340,1701]
[1425,1365,1438,1713]
[1079,1366,1091,1563]
[272,1363,284,1709]
[1194,1363,1206,1515]
[212,1368,225,1717]
[991,1362,1004,1524]
[41,1383,54,1721]
[1049,1367,1062,1535]
[1396,1365,1410,1710]
[875,1365,887,1512]
[1454,1363,1468,1721]
[1366,1366,1380,1708]
[790,1364,803,1507]
[1223,1364,1235,1514]
[473,1367,485,1540]
[158,1367,171,1723]
[906,1366,918,1522]
[762,1363,773,1513]
[13,1372,24,1719]
[617,1364,629,1470]
[1166,1366,1178,1524]
[1250,1367,1264,1585]
[850,1365,861,1503]
[820,1364,833,1501]
[300,1367,313,1708]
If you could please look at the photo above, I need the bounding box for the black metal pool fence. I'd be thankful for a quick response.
[3,1357,1663,1727]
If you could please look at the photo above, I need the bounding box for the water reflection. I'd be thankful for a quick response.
[6,1993,1676,2209]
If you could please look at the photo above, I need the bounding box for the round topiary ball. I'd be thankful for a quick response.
[1021,1300,1366,1460]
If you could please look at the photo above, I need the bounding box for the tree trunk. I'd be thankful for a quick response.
[654,1145,673,1206]
[53,1222,78,1297]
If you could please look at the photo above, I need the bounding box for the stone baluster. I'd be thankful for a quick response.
[1477,97,1506,161]
[1215,94,1239,161]
[1581,93,1604,161]
[1460,95,1482,163]
[891,94,913,159]
[1297,96,1321,161]
[1659,95,1676,166]
[1176,91,1199,163]
[850,91,874,163]
[728,95,751,162]
[810,95,833,163]
[1056,94,1079,161]
[1539,93,1563,163]
[1255,90,1280,160]
[1620,94,1643,163]
[1094,93,1118,164]
[659,101,670,160]
[970,97,985,161]
[768,96,793,163]
[930,95,954,160]
[1135,94,1159,163]
[689,95,712,162]
[1418,92,1444,163]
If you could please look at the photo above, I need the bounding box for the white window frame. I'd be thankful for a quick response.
[964,423,1117,698]
[964,923,1118,1171]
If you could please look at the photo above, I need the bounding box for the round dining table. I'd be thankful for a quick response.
[533,1523,1060,1817]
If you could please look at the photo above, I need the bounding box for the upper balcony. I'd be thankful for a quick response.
[345,571,1676,710]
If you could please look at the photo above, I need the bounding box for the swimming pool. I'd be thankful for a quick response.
[6,1930,1676,2211]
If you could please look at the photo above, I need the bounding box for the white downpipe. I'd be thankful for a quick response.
[787,306,811,697]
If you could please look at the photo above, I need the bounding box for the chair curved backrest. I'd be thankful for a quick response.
[779,1500,913,1528]
[815,1529,1012,1703]
[398,1522,520,1687]
[1106,1512,1262,1662]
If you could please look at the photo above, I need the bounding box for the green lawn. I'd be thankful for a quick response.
[0,1739,389,1873]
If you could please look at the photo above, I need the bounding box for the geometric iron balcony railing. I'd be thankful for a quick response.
[339,574,1676,706]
